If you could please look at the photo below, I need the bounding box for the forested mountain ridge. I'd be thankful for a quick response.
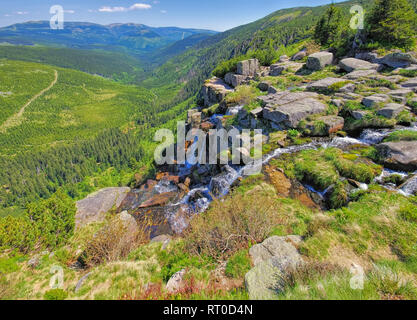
[0,21,217,54]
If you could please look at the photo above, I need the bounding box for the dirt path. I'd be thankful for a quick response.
[0,69,58,132]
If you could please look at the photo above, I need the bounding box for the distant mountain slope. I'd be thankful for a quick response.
[0,45,144,80]
[0,21,217,54]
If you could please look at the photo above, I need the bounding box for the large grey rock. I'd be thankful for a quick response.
[306,116,345,136]
[381,52,417,68]
[245,236,303,300]
[258,81,271,92]
[339,58,381,73]
[306,52,333,71]
[343,69,377,80]
[259,91,327,128]
[224,72,246,88]
[76,187,130,228]
[377,103,405,118]
[388,89,413,104]
[351,110,368,120]
[237,59,259,77]
[377,141,417,171]
[202,77,234,107]
[362,94,390,108]
[306,77,348,91]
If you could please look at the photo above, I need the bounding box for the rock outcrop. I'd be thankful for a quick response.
[202,77,233,107]
[377,103,405,119]
[237,59,259,77]
[259,91,327,128]
[306,77,348,92]
[75,187,130,228]
[381,52,417,68]
[362,94,390,108]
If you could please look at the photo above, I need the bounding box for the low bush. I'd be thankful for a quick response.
[225,85,259,106]
[43,288,68,300]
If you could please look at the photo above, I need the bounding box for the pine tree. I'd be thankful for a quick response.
[313,4,344,46]
[366,0,417,49]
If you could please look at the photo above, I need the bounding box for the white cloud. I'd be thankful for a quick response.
[160,10,167,14]
[16,11,29,15]
[99,3,152,13]
[64,10,75,14]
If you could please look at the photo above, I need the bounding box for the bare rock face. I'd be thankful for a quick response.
[339,58,381,73]
[202,77,233,107]
[269,62,303,76]
[292,50,307,61]
[245,236,304,300]
[259,91,327,128]
[75,187,130,228]
[237,59,260,77]
[166,269,186,293]
[306,52,333,71]
[376,141,417,171]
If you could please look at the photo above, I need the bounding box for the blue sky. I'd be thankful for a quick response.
[0,0,344,31]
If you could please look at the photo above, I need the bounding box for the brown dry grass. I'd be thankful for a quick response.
[184,188,284,260]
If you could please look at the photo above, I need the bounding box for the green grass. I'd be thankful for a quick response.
[225,249,252,279]
[384,130,417,142]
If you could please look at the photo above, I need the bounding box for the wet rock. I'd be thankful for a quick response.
[306,77,348,92]
[381,52,417,68]
[342,69,377,80]
[376,141,417,171]
[202,77,233,107]
[259,91,327,128]
[377,103,405,119]
[224,72,246,88]
[166,269,186,293]
[306,52,333,71]
[138,192,178,208]
[339,58,381,73]
[237,59,259,77]
[75,187,130,228]
[362,94,389,108]
[399,174,417,196]
[245,236,304,300]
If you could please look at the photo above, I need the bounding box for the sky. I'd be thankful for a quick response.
[0,0,345,31]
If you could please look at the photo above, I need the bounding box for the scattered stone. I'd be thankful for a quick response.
[388,89,412,104]
[292,50,307,61]
[187,109,199,124]
[75,187,130,228]
[191,112,202,128]
[381,52,417,68]
[306,52,333,71]
[342,69,378,80]
[27,256,40,269]
[202,77,234,107]
[362,94,389,108]
[339,83,356,93]
[331,99,344,108]
[377,141,417,171]
[339,58,381,73]
[75,272,91,293]
[166,269,186,293]
[258,81,270,92]
[269,62,303,76]
[138,192,178,208]
[306,77,347,91]
[250,107,263,118]
[401,78,417,89]
[259,91,327,128]
[377,103,405,119]
[267,86,279,94]
[351,110,368,120]
[151,234,172,250]
[335,92,361,100]
[306,116,345,135]
[237,59,259,77]
[355,52,380,63]
[279,55,289,62]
